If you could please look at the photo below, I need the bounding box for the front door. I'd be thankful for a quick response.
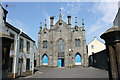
[58,59,61,67]
[58,58,65,67]
[18,59,23,76]
[34,60,36,67]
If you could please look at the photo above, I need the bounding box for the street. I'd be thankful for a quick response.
[21,67,109,78]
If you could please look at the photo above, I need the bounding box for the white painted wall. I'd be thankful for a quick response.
[88,37,106,57]
[0,4,38,75]
[8,28,37,73]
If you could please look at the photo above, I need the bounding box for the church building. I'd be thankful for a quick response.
[38,9,88,67]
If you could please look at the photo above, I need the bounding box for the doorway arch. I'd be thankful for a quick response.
[75,53,81,65]
[42,54,48,65]
[57,39,65,67]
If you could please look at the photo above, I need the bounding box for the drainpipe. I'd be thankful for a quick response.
[13,30,22,78]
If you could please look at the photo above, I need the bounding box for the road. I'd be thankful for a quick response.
[21,67,109,79]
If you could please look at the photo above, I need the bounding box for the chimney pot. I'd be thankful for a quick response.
[50,16,54,26]
[67,15,71,25]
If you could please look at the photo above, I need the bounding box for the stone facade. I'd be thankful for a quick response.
[38,9,88,67]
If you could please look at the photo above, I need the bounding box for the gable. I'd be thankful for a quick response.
[53,19,68,30]
[89,39,104,46]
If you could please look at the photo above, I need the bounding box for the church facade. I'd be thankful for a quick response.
[38,9,88,67]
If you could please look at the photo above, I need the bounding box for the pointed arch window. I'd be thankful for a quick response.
[58,39,65,57]
[75,39,80,47]
[43,40,47,48]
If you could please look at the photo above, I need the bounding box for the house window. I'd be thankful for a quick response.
[75,39,80,47]
[43,40,47,48]
[10,33,14,50]
[26,59,30,70]
[91,45,94,49]
[19,38,24,52]
[26,41,30,54]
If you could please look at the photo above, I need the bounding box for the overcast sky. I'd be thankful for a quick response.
[1,1,119,45]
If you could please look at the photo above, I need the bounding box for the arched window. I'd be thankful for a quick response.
[75,39,80,47]
[58,39,65,57]
[42,54,48,65]
[75,53,81,65]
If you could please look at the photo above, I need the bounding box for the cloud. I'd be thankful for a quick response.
[59,2,82,27]
[86,2,118,44]
[63,2,81,15]
[42,11,51,29]
[95,2,118,24]
[88,2,118,34]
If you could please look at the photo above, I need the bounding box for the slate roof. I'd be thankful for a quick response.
[5,22,35,43]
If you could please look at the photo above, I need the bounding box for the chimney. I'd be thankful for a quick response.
[94,37,97,40]
[67,15,71,25]
[50,16,54,26]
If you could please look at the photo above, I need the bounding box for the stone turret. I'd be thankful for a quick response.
[74,17,78,30]
[59,9,62,25]
[59,9,62,20]
[43,19,47,31]
[82,19,85,31]
[75,17,77,26]
[38,22,42,34]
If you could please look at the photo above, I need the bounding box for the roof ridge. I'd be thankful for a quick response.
[5,22,35,42]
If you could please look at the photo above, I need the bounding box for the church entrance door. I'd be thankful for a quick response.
[58,58,65,67]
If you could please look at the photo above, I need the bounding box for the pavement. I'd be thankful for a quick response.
[19,67,109,79]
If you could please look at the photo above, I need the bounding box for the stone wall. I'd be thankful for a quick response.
[38,18,88,67]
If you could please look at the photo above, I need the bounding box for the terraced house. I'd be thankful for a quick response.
[38,9,88,68]
[0,4,38,78]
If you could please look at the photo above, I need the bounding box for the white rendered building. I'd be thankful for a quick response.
[88,37,106,57]
[0,4,38,78]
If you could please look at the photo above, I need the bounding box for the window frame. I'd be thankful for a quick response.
[26,58,30,70]
[19,38,24,52]
[9,32,15,50]
[75,39,80,47]
[78,39,80,47]
[75,39,78,47]
[43,40,47,48]
[26,41,30,54]
[91,45,94,49]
